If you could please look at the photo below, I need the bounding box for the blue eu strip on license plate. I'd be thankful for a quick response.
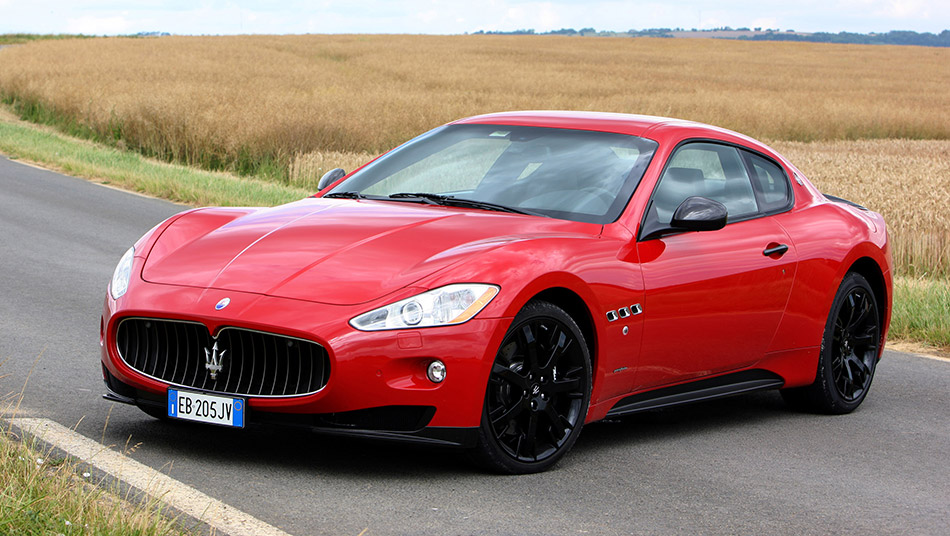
[168,389,245,428]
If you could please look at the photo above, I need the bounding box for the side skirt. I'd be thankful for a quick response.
[605,369,785,418]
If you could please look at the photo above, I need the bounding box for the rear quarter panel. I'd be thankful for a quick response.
[766,199,891,385]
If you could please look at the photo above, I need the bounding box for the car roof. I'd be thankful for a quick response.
[451,111,768,150]
[451,111,702,136]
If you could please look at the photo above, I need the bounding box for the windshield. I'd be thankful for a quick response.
[327,124,658,224]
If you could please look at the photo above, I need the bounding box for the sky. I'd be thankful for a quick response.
[0,0,947,36]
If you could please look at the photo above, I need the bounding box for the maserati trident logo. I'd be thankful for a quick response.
[215,297,231,311]
[204,341,226,380]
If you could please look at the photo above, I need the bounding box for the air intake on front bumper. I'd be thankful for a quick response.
[115,318,329,397]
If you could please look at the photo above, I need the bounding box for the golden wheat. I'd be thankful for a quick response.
[0,35,947,275]
[1,35,948,161]
[772,139,950,277]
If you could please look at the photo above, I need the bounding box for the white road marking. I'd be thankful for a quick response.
[10,417,293,536]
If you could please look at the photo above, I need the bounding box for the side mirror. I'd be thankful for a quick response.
[317,168,347,191]
[671,196,728,232]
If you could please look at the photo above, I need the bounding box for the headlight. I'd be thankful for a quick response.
[110,247,135,300]
[350,284,499,331]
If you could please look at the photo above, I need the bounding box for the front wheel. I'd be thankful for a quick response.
[471,301,592,474]
[782,272,881,414]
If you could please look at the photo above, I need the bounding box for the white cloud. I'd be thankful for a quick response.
[0,1,946,36]
[65,15,132,34]
[876,0,929,18]
[417,10,439,24]
[537,3,561,29]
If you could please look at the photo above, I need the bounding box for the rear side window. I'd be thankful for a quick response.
[746,153,792,212]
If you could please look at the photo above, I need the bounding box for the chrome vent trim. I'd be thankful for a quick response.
[115,317,329,398]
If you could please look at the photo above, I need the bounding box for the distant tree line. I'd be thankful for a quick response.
[739,30,950,47]
[470,28,950,47]
[472,27,673,37]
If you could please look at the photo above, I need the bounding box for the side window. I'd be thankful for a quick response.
[746,153,792,212]
[652,143,759,224]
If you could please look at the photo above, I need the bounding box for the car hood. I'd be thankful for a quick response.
[142,198,595,305]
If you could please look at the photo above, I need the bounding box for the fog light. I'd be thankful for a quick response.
[426,360,446,383]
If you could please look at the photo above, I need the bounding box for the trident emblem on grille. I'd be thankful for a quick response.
[204,341,226,380]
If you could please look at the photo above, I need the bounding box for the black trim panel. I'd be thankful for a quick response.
[824,194,868,211]
[606,369,785,417]
[102,370,477,448]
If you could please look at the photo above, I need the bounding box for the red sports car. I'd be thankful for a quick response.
[101,111,891,473]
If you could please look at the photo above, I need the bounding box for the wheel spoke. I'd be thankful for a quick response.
[846,295,871,332]
[547,377,580,394]
[839,368,854,398]
[844,356,855,383]
[845,293,859,327]
[490,399,525,428]
[543,404,568,443]
[522,412,538,460]
[541,327,571,371]
[852,332,875,344]
[491,363,529,390]
[519,324,540,372]
[851,355,872,382]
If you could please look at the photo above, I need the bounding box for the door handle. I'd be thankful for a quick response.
[763,244,789,257]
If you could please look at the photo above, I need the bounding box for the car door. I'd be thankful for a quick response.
[633,142,798,391]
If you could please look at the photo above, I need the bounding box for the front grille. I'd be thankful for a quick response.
[115,318,329,397]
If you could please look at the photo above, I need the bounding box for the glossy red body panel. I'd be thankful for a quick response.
[634,217,798,391]
[101,111,892,433]
[142,200,595,306]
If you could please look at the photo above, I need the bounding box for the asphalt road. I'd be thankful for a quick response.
[1,155,948,535]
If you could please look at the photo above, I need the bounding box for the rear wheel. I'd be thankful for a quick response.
[782,272,881,414]
[472,301,591,474]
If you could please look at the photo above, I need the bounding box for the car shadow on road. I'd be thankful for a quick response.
[572,389,803,450]
[95,389,807,478]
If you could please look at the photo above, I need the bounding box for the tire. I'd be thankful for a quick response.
[782,272,881,414]
[471,300,592,474]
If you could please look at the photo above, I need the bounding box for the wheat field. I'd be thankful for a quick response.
[1,35,947,162]
[0,34,948,276]
[773,139,950,278]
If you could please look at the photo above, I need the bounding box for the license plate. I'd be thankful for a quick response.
[168,389,245,428]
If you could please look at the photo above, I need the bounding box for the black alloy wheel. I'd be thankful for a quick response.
[782,272,881,414]
[829,281,880,402]
[472,301,591,474]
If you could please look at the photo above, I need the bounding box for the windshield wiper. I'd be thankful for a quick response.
[323,191,367,199]
[388,193,546,217]
[389,192,445,205]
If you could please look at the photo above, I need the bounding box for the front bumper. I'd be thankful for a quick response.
[101,280,509,443]
[102,366,478,447]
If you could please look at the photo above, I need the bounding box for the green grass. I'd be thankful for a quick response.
[0,115,308,207]
[0,424,194,535]
[2,94,297,184]
[891,276,950,352]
